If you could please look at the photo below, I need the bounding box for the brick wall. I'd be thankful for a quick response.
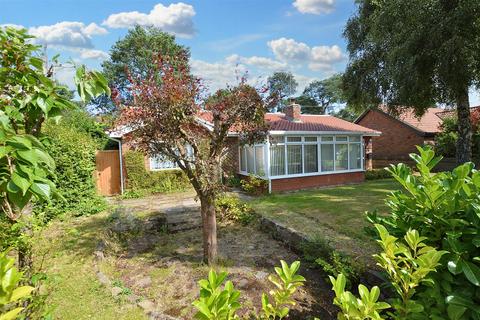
[357,110,428,160]
[223,137,239,174]
[270,171,365,192]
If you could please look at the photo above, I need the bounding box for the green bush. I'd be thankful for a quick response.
[435,116,480,162]
[215,195,255,225]
[34,122,107,222]
[315,251,362,289]
[368,146,480,319]
[123,150,191,197]
[240,175,268,195]
[365,168,391,180]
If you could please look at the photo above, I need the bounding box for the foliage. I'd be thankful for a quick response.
[240,175,268,195]
[343,0,480,163]
[94,25,189,114]
[224,174,242,189]
[267,71,298,111]
[367,146,480,319]
[316,251,361,289]
[193,269,241,320]
[215,195,255,225]
[60,108,109,148]
[122,150,190,197]
[118,49,271,264]
[332,106,360,122]
[33,122,107,222]
[365,169,391,181]
[301,74,345,114]
[192,261,305,320]
[435,116,480,162]
[0,251,34,320]
[330,225,445,320]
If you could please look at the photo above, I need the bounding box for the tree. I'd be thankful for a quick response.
[93,25,189,115]
[343,0,480,164]
[267,71,298,111]
[302,74,345,114]
[0,27,109,270]
[118,53,270,264]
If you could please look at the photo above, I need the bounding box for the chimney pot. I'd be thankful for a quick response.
[285,103,302,122]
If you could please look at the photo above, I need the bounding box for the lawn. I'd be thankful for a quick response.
[250,179,400,265]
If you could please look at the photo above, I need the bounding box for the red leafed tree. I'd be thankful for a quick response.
[117,52,270,264]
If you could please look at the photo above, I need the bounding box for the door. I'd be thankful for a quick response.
[95,150,121,196]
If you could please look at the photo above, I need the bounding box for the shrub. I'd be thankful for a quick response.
[240,175,268,195]
[367,146,480,319]
[215,195,255,225]
[123,150,191,197]
[315,251,362,289]
[34,122,107,222]
[365,168,391,180]
[435,115,480,162]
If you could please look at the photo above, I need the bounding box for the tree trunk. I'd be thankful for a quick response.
[200,194,218,265]
[456,88,472,164]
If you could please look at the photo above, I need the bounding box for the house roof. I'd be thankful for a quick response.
[355,107,445,134]
[264,113,380,135]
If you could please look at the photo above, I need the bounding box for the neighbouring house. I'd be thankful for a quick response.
[102,104,380,195]
[354,107,445,168]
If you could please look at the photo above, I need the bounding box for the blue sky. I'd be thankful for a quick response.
[2,0,479,104]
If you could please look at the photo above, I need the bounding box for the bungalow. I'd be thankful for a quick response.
[104,104,380,194]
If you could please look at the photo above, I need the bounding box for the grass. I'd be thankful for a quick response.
[250,179,400,264]
[32,214,147,320]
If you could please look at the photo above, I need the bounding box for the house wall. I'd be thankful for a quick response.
[270,171,365,192]
[223,137,239,174]
[357,110,428,161]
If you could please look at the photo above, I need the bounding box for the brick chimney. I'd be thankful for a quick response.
[284,103,302,122]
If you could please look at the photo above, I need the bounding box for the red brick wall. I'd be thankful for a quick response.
[223,137,239,174]
[357,110,427,160]
[270,172,365,192]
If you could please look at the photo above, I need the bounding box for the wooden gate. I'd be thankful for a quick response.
[95,150,121,196]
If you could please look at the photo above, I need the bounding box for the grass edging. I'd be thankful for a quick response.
[258,216,385,288]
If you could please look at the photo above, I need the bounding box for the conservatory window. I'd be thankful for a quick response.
[287,145,302,174]
[335,144,348,170]
[269,144,285,176]
[255,146,265,176]
[321,144,334,172]
[304,144,318,173]
[349,143,361,169]
[246,146,255,174]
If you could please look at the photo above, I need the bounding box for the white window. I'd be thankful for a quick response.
[304,144,318,173]
[246,146,254,174]
[255,146,265,176]
[287,145,302,174]
[321,144,334,171]
[270,143,285,176]
[240,146,246,172]
[150,154,178,170]
[335,144,348,170]
[349,143,361,169]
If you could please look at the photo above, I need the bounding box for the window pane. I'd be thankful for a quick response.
[321,136,333,142]
[270,136,284,144]
[240,147,246,172]
[321,144,334,171]
[270,144,285,176]
[335,144,348,170]
[287,145,302,174]
[349,144,361,169]
[150,154,177,170]
[336,136,348,141]
[287,136,302,142]
[246,146,254,174]
[304,145,318,173]
[349,136,360,142]
[304,136,317,142]
[255,146,265,176]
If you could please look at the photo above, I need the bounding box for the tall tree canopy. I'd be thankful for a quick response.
[302,74,345,114]
[343,0,480,163]
[267,71,298,111]
[94,25,189,114]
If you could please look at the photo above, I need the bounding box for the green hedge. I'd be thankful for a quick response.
[122,150,191,198]
[34,122,107,222]
[365,168,391,180]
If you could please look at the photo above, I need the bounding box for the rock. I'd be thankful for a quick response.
[255,271,268,280]
[237,278,249,289]
[136,276,152,288]
[97,271,111,286]
[94,250,105,260]
[138,299,156,313]
[111,286,123,297]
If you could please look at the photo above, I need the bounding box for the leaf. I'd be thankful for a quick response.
[11,172,30,195]
[0,307,24,320]
[30,182,51,199]
[447,258,463,275]
[10,286,34,302]
[461,261,480,286]
[447,304,467,320]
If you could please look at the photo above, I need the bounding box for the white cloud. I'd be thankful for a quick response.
[226,54,287,71]
[268,37,344,72]
[29,21,108,49]
[103,2,195,38]
[1,23,25,29]
[79,49,109,60]
[293,0,335,14]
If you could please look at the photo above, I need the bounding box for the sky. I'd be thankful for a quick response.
[2,0,479,105]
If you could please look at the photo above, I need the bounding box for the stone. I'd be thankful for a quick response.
[236,278,249,289]
[255,271,268,280]
[138,299,156,313]
[97,271,111,286]
[136,276,152,288]
[111,286,123,297]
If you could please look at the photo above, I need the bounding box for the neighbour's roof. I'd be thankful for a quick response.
[355,106,445,134]
[264,113,380,135]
